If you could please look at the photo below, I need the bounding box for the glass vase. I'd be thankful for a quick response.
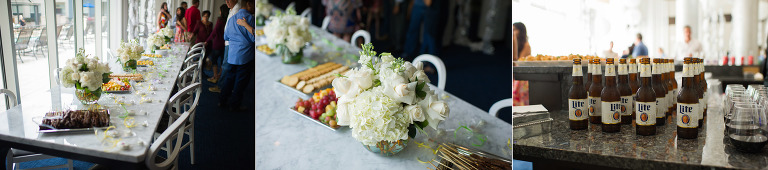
[363,139,408,156]
[123,59,137,71]
[280,46,303,64]
[75,88,102,105]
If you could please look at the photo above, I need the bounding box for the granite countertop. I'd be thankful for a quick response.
[513,98,768,169]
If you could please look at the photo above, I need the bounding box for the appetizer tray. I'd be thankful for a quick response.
[288,107,339,131]
[109,74,144,82]
[275,62,349,98]
[257,44,275,56]
[34,109,112,133]
[137,60,154,67]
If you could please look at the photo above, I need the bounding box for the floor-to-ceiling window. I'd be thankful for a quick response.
[8,0,50,108]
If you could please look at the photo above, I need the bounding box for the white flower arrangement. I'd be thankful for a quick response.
[158,27,174,40]
[332,44,450,146]
[263,8,311,55]
[146,33,165,49]
[116,39,144,63]
[255,0,273,18]
[59,48,112,91]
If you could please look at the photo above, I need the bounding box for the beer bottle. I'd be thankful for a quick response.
[698,59,708,125]
[569,59,589,130]
[586,58,593,93]
[677,58,699,139]
[652,58,668,126]
[618,59,633,124]
[662,59,674,116]
[668,59,678,116]
[636,58,657,135]
[589,59,604,124]
[602,58,621,133]
[628,59,640,119]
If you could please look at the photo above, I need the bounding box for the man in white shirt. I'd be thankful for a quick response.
[676,25,702,61]
[602,41,618,59]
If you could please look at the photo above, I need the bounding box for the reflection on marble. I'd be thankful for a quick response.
[515,99,768,169]
[0,43,189,163]
[255,26,512,169]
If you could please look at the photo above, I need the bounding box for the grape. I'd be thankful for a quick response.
[325,116,331,122]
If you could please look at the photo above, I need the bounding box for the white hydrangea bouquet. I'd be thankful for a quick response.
[146,34,165,51]
[59,48,112,104]
[263,8,311,64]
[116,39,144,71]
[158,27,174,42]
[332,44,450,154]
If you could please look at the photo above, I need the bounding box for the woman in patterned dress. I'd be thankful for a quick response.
[157,2,171,31]
[174,7,188,43]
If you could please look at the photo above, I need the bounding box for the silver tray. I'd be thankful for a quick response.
[288,107,340,131]
[33,109,112,133]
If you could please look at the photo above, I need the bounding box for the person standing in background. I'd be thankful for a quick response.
[310,0,326,27]
[185,0,202,41]
[174,7,187,42]
[157,2,171,30]
[206,5,230,87]
[658,48,668,59]
[322,0,363,42]
[401,0,440,61]
[389,0,408,53]
[193,10,212,44]
[212,0,240,93]
[220,0,256,111]
[632,33,648,57]
[513,22,530,106]
[676,25,702,61]
[603,41,618,59]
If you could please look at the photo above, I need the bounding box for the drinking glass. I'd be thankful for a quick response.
[728,103,768,153]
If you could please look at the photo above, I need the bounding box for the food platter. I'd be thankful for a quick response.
[275,62,349,97]
[33,109,112,133]
[288,107,339,131]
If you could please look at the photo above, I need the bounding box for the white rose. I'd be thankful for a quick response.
[392,82,417,104]
[413,61,424,70]
[410,70,430,83]
[405,104,425,123]
[332,78,353,98]
[70,70,81,81]
[79,72,95,89]
[402,62,416,79]
[350,68,374,89]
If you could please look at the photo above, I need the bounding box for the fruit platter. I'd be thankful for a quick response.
[109,74,144,82]
[102,78,132,93]
[137,60,154,66]
[277,62,349,97]
[289,88,341,130]
[257,44,274,56]
[142,54,162,58]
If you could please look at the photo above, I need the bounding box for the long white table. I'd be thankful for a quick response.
[254,27,512,169]
[0,43,189,170]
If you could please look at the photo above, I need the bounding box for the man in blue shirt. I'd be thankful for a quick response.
[632,33,648,57]
[219,0,255,111]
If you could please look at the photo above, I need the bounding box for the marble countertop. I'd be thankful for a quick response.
[0,43,189,163]
[255,27,512,169]
[514,65,742,77]
[513,97,768,169]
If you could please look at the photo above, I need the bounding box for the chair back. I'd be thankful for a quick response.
[55,25,63,38]
[64,24,74,38]
[413,54,447,90]
[0,89,18,107]
[16,27,33,46]
[489,98,513,117]
[146,111,190,170]
[191,42,204,50]
[37,26,48,45]
[183,53,202,70]
[176,64,200,90]
[301,8,311,18]
[166,83,201,119]
[351,30,371,46]
[320,16,330,31]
